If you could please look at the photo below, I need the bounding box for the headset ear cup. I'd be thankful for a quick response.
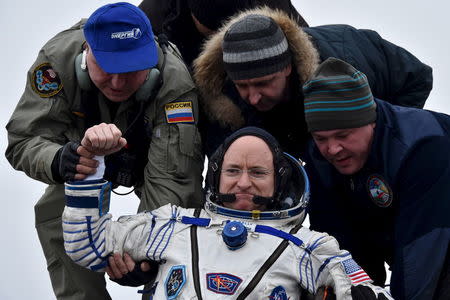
[135,68,161,102]
[75,52,93,91]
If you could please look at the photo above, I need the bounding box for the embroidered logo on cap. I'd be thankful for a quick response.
[269,285,288,300]
[206,273,242,295]
[341,258,371,284]
[32,63,63,98]
[367,175,393,207]
[165,265,186,299]
[111,28,142,40]
[165,101,195,123]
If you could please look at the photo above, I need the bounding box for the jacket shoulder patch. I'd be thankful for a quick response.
[366,174,393,207]
[32,63,63,98]
[165,101,195,123]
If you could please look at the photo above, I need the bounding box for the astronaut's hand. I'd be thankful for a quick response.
[302,286,335,300]
[107,252,158,287]
[52,141,99,182]
[81,123,127,156]
[351,284,391,300]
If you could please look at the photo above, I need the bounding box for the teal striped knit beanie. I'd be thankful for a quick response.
[303,57,377,132]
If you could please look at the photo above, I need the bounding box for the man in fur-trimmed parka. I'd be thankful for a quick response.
[193,7,433,159]
[138,0,308,69]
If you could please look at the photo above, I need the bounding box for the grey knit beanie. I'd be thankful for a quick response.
[222,14,292,80]
[303,57,377,132]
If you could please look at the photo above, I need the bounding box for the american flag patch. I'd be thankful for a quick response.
[165,101,195,123]
[341,258,371,284]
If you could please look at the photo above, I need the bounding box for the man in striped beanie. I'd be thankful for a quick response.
[303,57,377,175]
[303,57,450,300]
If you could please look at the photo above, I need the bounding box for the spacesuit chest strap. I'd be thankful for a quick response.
[179,216,304,246]
[190,208,204,300]
[236,222,303,299]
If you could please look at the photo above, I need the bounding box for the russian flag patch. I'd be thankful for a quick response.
[341,258,371,284]
[165,101,195,123]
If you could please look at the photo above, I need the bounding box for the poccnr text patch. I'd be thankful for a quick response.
[165,101,195,123]
[32,63,63,98]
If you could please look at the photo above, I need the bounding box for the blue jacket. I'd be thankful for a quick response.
[194,8,433,158]
[305,99,450,299]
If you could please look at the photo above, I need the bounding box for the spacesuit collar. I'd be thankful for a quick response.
[204,198,306,222]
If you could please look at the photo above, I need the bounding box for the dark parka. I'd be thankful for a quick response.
[193,7,433,158]
[305,99,450,299]
[138,0,308,68]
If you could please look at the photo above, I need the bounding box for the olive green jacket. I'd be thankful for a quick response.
[6,20,204,224]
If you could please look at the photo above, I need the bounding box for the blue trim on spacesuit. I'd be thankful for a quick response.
[255,225,303,246]
[66,195,99,208]
[181,216,211,226]
[147,208,178,260]
[316,252,351,282]
[63,216,109,235]
[210,203,306,220]
[85,215,108,268]
[146,213,157,244]
[64,226,107,244]
[179,217,304,248]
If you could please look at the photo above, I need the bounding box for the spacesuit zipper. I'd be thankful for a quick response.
[236,223,303,299]
[190,208,203,300]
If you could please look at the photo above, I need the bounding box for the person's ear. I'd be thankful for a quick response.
[283,64,292,77]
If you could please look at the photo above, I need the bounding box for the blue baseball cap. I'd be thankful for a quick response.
[84,2,158,74]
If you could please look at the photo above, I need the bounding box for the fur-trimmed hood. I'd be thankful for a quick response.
[193,6,319,130]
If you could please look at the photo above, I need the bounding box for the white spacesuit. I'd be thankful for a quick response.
[62,127,392,299]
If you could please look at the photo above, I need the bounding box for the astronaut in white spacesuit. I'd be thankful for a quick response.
[62,127,392,299]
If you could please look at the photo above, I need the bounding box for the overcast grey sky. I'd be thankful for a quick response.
[1,0,449,299]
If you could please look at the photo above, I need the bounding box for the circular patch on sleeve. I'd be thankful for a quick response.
[269,286,288,300]
[366,174,393,207]
[32,63,63,98]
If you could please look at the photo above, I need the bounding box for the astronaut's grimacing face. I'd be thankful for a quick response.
[219,136,275,211]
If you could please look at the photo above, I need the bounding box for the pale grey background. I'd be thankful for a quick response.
[1,0,448,298]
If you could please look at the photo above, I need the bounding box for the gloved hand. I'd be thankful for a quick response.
[351,284,390,300]
[109,259,159,287]
[301,286,336,300]
[51,141,80,182]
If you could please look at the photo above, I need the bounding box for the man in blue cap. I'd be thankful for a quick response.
[5,2,203,299]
